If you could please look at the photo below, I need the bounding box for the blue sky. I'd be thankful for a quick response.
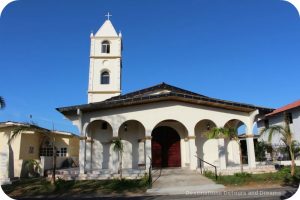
[0,0,300,134]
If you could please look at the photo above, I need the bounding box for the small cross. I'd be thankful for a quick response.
[105,12,112,20]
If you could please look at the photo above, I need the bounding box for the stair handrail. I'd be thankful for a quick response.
[194,155,218,180]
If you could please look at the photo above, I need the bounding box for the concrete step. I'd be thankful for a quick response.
[147,168,225,195]
[147,184,225,195]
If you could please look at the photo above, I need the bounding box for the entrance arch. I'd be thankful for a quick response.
[152,126,181,168]
[118,120,145,169]
[86,120,113,170]
[224,119,248,166]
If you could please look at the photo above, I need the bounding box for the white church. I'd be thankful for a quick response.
[57,17,274,178]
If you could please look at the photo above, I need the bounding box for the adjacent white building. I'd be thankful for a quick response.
[257,99,300,163]
[57,18,275,178]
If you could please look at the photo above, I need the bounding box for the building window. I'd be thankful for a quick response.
[101,71,110,84]
[60,148,67,157]
[287,113,293,124]
[40,147,53,157]
[102,122,108,130]
[29,146,34,154]
[264,119,269,129]
[56,150,60,157]
[101,41,110,53]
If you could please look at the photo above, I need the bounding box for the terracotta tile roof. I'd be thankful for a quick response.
[266,99,300,117]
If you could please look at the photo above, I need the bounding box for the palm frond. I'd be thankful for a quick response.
[24,159,41,171]
[206,127,224,139]
[0,96,5,109]
[111,137,124,152]
[226,127,238,140]
[9,124,51,144]
[260,125,285,143]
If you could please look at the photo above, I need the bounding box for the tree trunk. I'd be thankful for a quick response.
[120,151,123,179]
[51,147,57,184]
[289,146,295,176]
[238,142,244,173]
[51,135,57,185]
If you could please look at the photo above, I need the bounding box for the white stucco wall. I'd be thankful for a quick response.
[118,121,145,169]
[257,107,300,144]
[75,101,255,137]
[68,100,258,172]
[86,120,113,170]
[226,140,240,166]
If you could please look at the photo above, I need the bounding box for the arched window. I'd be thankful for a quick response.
[101,41,110,53]
[101,71,110,84]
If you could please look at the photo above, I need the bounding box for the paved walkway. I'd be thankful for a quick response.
[146,168,225,195]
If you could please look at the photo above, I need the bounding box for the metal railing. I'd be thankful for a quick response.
[194,155,218,180]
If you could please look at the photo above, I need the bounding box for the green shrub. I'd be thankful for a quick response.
[140,173,150,187]
[54,178,75,191]
[234,172,252,178]
[203,170,216,179]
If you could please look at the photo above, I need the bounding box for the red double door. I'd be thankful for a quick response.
[152,126,181,168]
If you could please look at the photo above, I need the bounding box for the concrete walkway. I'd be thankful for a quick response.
[146,168,225,195]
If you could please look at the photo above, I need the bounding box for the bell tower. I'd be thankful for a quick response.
[88,13,122,103]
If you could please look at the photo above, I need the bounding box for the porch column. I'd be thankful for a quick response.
[246,136,256,168]
[246,109,259,168]
[218,138,227,170]
[78,109,86,174]
[144,136,152,171]
[188,136,197,170]
[79,139,86,174]
[111,136,119,174]
[85,138,93,171]
[0,141,11,185]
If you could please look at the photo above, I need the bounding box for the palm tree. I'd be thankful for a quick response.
[260,113,296,176]
[9,123,58,184]
[206,127,244,172]
[23,159,42,177]
[0,96,5,109]
[111,137,124,179]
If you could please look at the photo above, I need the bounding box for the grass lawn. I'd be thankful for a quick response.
[204,166,300,187]
[1,176,149,198]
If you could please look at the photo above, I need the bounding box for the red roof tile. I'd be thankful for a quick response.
[266,99,300,116]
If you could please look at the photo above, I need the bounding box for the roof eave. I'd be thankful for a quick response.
[57,95,274,116]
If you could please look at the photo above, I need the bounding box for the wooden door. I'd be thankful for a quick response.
[168,140,181,167]
[152,140,162,168]
[151,126,181,168]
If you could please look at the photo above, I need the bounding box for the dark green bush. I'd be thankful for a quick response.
[54,177,75,191]
[234,172,252,178]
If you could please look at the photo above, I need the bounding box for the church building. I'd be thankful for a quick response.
[57,17,274,178]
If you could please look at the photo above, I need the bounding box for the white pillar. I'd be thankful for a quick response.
[138,140,145,166]
[246,137,256,168]
[185,138,190,164]
[189,136,197,170]
[111,136,119,174]
[0,142,11,185]
[246,111,257,169]
[77,109,86,175]
[218,138,227,170]
[144,136,152,171]
[85,138,93,171]
[79,139,86,174]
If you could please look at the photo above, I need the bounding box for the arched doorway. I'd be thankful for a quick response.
[86,120,113,170]
[118,120,145,169]
[224,119,248,166]
[194,119,218,168]
[152,126,181,168]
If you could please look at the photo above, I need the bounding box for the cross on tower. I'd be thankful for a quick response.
[105,12,112,20]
